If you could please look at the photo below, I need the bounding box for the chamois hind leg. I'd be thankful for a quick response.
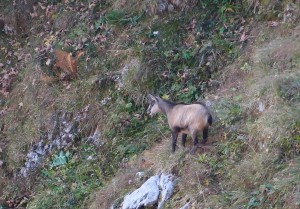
[182,134,187,147]
[171,131,179,153]
[202,127,208,144]
[189,131,199,154]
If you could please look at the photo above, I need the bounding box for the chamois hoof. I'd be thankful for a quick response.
[189,146,198,154]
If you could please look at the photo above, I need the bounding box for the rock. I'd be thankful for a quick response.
[87,126,102,146]
[258,101,265,112]
[117,58,141,91]
[122,175,160,209]
[19,106,90,177]
[45,58,51,66]
[179,202,190,209]
[135,172,145,182]
[121,173,175,209]
[158,174,174,209]
[100,97,111,106]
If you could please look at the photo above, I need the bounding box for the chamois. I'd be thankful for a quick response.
[147,94,213,153]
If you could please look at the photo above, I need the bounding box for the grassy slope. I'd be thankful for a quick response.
[90,21,300,209]
[0,0,299,208]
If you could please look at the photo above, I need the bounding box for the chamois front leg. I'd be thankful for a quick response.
[190,131,199,154]
[182,134,187,147]
[171,131,178,153]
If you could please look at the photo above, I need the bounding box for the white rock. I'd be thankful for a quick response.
[135,172,145,182]
[179,202,190,209]
[121,175,160,209]
[87,156,94,160]
[45,58,51,66]
[121,173,175,209]
[258,101,265,112]
[158,174,174,209]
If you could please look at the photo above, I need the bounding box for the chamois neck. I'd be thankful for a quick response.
[157,98,176,115]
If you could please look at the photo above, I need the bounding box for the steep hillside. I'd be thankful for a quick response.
[0,0,300,209]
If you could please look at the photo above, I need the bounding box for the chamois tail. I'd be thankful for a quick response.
[207,114,213,126]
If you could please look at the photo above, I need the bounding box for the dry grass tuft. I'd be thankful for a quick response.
[89,167,140,209]
[271,157,300,208]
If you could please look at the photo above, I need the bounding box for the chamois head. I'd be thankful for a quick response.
[147,94,161,116]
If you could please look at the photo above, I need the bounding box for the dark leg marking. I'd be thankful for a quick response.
[190,132,199,154]
[172,131,178,153]
[182,134,187,147]
[202,128,208,144]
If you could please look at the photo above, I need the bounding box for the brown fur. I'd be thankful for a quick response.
[167,104,210,135]
[53,50,84,80]
[147,95,212,153]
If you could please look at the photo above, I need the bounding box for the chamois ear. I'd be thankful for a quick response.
[147,94,157,102]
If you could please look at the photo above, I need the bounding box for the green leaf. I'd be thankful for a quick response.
[125,102,133,109]
[182,51,192,60]
[50,150,71,168]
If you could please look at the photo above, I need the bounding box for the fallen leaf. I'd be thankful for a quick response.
[269,21,279,27]
[240,31,248,42]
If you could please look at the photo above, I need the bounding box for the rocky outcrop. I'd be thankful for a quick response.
[19,105,101,177]
[121,173,175,209]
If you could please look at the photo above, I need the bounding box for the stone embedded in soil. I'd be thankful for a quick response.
[122,175,160,209]
[121,173,175,209]
[135,172,145,182]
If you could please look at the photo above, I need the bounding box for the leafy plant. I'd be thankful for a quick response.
[197,153,222,171]
[50,150,71,168]
[241,62,252,72]
[244,184,275,209]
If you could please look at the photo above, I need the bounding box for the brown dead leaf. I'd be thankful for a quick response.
[52,50,84,80]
